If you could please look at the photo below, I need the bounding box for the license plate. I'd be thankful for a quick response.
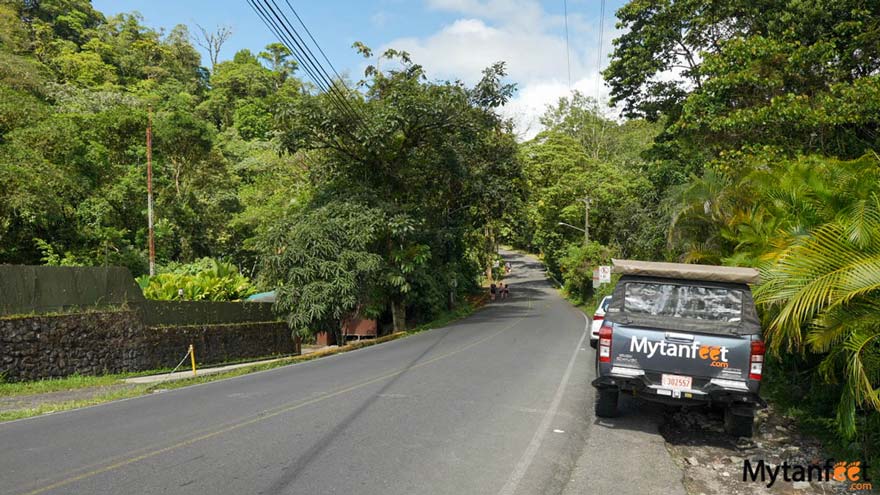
[661,374,692,390]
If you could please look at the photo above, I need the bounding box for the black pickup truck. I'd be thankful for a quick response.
[592,259,765,437]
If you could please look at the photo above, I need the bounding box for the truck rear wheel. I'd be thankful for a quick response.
[595,388,619,418]
[724,407,755,437]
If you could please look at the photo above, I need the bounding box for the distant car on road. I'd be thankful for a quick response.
[589,295,612,348]
[592,259,765,437]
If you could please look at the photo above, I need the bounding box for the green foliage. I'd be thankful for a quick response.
[7,0,875,461]
[137,258,255,301]
[667,154,880,265]
[606,0,880,458]
[0,3,309,273]
[558,242,616,304]
[755,192,880,438]
[0,5,521,340]
[258,203,385,338]
[509,92,664,282]
[271,47,523,332]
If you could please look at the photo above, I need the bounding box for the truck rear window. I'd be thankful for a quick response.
[622,282,743,322]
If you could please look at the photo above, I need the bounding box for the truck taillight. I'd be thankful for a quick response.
[749,340,765,381]
[593,314,605,320]
[598,324,613,363]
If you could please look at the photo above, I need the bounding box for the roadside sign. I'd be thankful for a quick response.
[592,268,600,288]
[599,265,611,284]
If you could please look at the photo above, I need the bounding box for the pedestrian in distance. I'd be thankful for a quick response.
[502,283,510,299]
[505,261,511,274]
[490,282,497,301]
[498,282,506,300]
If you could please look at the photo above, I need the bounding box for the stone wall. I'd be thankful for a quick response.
[0,310,297,382]
[140,322,298,370]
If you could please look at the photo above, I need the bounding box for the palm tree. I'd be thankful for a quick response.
[756,193,880,437]
[666,168,739,262]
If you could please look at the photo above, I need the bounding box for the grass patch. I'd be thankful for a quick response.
[0,386,147,422]
[0,373,129,397]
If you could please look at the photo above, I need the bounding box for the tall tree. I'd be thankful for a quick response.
[194,24,231,70]
[269,47,523,333]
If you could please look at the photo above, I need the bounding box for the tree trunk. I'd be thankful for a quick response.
[391,298,406,333]
[172,159,182,196]
[485,223,496,283]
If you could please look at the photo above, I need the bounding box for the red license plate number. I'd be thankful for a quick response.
[661,374,692,390]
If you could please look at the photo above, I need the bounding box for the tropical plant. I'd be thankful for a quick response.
[258,203,384,342]
[136,258,255,301]
[270,47,523,333]
[756,193,880,438]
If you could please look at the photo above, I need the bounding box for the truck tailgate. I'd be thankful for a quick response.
[609,324,752,383]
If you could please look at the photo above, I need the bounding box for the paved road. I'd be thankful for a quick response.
[0,252,685,495]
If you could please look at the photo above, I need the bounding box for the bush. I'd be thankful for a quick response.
[558,241,615,304]
[136,258,255,301]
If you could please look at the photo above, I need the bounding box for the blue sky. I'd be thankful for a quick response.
[92,0,628,136]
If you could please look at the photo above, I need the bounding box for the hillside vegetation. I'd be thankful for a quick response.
[515,0,879,474]
[0,0,877,473]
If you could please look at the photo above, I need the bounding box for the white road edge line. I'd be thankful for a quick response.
[497,310,589,495]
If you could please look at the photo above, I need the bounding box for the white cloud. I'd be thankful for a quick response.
[382,0,618,140]
[500,74,613,140]
[388,18,584,86]
[426,0,548,31]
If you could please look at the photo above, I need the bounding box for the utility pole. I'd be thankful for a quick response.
[146,107,156,276]
[582,197,591,245]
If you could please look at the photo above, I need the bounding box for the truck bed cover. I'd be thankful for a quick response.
[612,259,760,285]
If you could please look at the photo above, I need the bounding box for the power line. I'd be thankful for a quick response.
[284,0,366,120]
[264,0,364,121]
[246,0,366,129]
[252,0,359,123]
[247,1,342,106]
[247,1,367,158]
[563,0,572,91]
[596,0,606,100]
[248,1,323,91]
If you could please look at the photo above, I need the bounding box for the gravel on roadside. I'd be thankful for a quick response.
[661,404,855,495]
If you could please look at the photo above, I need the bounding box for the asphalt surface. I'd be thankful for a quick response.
[0,252,685,495]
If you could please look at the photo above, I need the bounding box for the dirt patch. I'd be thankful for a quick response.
[661,404,857,494]
[0,383,139,415]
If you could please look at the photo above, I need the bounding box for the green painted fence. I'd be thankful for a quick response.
[0,265,279,326]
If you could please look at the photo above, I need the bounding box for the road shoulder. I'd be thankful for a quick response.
[563,386,687,495]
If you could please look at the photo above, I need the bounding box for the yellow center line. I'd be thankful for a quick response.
[17,315,527,495]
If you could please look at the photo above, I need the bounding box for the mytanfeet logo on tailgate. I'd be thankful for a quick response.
[743,459,872,491]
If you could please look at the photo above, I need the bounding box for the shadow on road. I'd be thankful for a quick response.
[263,322,457,493]
[592,394,670,436]
[594,395,745,450]
[264,249,555,492]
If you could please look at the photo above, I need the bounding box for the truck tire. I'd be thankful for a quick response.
[724,407,755,437]
[595,388,619,418]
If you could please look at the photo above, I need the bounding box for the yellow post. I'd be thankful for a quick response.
[189,344,197,376]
